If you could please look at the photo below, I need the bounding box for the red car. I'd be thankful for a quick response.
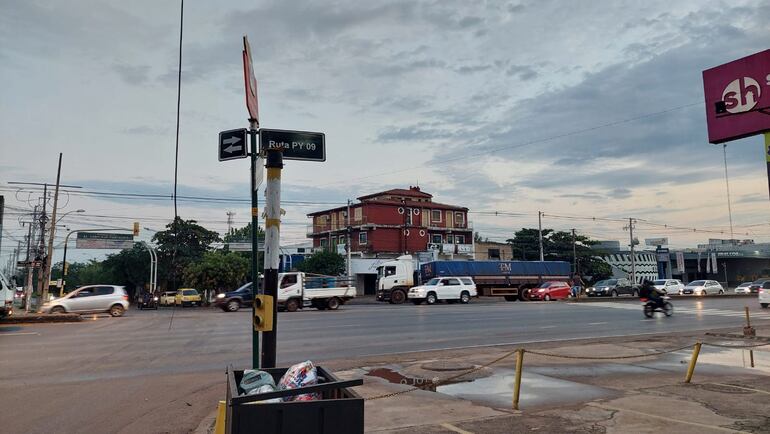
[529,281,571,301]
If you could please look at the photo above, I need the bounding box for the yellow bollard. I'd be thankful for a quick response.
[685,342,702,383]
[513,348,525,410]
[213,400,226,434]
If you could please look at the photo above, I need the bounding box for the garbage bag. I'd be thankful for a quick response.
[246,384,282,404]
[240,369,276,395]
[277,360,320,401]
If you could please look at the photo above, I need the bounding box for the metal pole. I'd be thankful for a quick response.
[60,231,71,297]
[629,218,636,285]
[249,123,261,369]
[512,348,525,410]
[722,144,734,241]
[538,211,544,261]
[684,341,701,383]
[262,148,283,368]
[40,153,63,310]
[24,206,36,312]
[571,228,577,275]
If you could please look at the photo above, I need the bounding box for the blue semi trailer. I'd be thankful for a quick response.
[376,255,572,303]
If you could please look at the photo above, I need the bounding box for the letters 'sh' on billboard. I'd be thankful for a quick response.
[702,49,770,144]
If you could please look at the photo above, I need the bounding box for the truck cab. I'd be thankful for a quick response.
[0,272,14,318]
[376,255,418,304]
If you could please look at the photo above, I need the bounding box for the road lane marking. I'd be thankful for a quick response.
[440,423,475,434]
[588,322,607,325]
[1,332,39,336]
[539,325,557,329]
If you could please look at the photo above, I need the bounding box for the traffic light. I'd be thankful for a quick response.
[253,294,274,332]
[133,222,140,237]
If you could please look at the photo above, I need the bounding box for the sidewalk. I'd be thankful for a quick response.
[197,323,770,433]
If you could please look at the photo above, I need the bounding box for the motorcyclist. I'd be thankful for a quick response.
[641,279,665,308]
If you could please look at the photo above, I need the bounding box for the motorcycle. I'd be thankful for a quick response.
[641,296,673,318]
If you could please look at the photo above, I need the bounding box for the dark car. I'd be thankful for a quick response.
[586,278,636,297]
[137,292,159,310]
[215,282,254,312]
[748,278,770,294]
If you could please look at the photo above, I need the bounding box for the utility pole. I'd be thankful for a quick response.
[36,185,48,307]
[346,199,351,279]
[627,218,636,284]
[538,211,544,261]
[571,228,577,275]
[39,153,63,311]
[261,144,283,368]
[226,211,235,235]
[249,121,261,369]
[24,206,37,312]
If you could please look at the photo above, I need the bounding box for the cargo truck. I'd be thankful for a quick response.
[376,255,571,304]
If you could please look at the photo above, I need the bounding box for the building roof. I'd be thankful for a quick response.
[358,186,433,201]
[307,199,467,216]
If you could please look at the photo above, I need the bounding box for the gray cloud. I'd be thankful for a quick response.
[113,64,151,85]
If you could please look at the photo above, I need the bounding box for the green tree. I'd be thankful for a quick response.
[102,244,153,296]
[507,228,612,283]
[296,250,345,276]
[223,222,264,243]
[183,251,249,293]
[52,260,116,292]
[152,217,220,289]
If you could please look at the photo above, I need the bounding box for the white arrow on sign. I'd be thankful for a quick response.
[224,144,243,153]
[223,136,242,145]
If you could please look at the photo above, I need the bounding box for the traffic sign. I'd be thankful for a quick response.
[259,128,326,162]
[242,36,259,124]
[219,129,248,161]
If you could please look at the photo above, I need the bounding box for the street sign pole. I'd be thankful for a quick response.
[261,147,282,368]
[249,120,261,369]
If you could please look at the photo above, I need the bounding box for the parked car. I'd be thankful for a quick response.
[137,292,159,310]
[407,276,477,305]
[530,281,571,301]
[653,279,684,295]
[159,291,177,306]
[175,288,202,307]
[682,280,724,295]
[748,278,770,294]
[41,285,129,317]
[734,282,754,294]
[215,282,254,312]
[586,278,635,297]
[759,282,769,308]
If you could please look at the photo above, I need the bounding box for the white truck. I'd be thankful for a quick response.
[0,272,15,318]
[277,272,356,312]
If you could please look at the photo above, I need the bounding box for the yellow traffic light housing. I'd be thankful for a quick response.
[254,295,274,332]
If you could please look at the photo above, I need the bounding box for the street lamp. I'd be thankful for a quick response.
[56,209,85,224]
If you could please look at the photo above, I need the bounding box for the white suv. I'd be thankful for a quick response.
[408,277,477,305]
[758,281,770,309]
[42,285,129,317]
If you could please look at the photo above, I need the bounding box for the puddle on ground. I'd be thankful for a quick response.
[366,367,439,391]
[437,368,613,409]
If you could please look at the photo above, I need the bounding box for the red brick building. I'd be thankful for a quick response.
[307,186,472,257]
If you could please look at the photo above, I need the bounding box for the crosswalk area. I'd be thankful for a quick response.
[576,302,770,319]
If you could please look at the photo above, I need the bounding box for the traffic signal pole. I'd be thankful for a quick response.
[261,148,283,368]
[249,122,261,369]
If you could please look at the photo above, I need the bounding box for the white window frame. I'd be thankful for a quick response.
[455,235,465,244]
[359,231,368,245]
[320,239,328,249]
[431,234,442,244]
[455,212,465,226]
[431,209,442,222]
[406,209,413,225]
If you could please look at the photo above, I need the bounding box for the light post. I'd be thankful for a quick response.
[56,210,85,297]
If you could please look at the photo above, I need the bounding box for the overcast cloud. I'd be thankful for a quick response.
[2,0,770,264]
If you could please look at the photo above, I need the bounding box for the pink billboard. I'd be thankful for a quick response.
[702,49,770,144]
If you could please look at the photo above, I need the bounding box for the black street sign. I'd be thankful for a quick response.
[219,129,248,161]
[259,128,325,162]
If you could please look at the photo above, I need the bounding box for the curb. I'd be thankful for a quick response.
[565,293,758,303]
[1,313,83,324]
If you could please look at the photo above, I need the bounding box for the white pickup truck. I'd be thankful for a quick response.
[278,272,356,312]
[0,272,15,319]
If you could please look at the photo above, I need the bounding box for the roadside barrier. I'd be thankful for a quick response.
[363,338,770,408]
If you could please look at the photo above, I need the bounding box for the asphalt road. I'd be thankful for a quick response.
[1,296,768,434]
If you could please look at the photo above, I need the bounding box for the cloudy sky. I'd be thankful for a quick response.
[2,0,770,264]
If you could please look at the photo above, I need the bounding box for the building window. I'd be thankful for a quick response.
[455,212,465,227]
[359,232,368,245]
[320,239,328,249]
[331,236,337,246]
[488,248,500,260]
[431,234,442,244]
[431,209,441,222]
[405,209,413,225]
[455,235,465,244]
[354,207,362,222]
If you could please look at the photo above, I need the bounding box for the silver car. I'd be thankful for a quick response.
[42,285,129,317]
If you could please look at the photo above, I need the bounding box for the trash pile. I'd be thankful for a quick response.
[239,360,320,403]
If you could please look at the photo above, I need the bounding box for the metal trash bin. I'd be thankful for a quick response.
[225,365,364,434]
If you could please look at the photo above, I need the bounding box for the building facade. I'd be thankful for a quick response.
[307,186,473,259]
